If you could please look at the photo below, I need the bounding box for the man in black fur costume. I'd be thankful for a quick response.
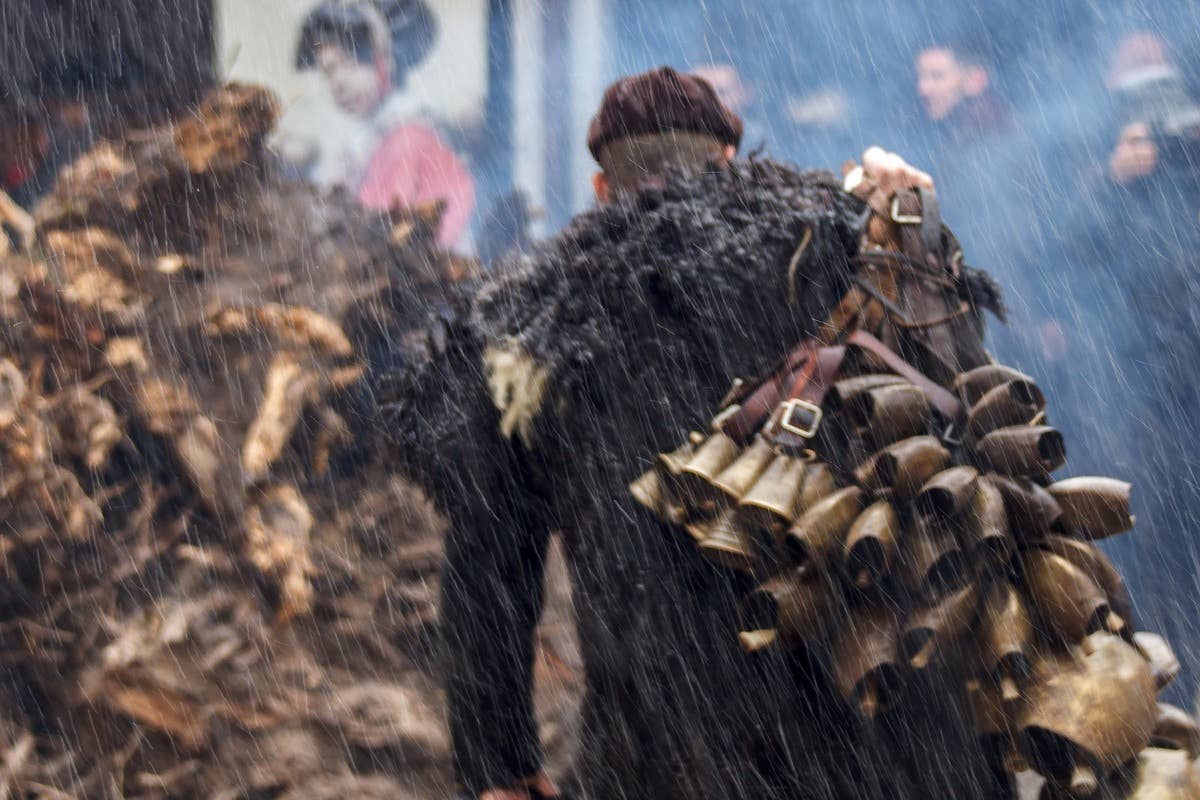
[383,68,1002,799]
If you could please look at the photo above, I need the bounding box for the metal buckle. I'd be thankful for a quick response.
[776,399,823,439]
[942,420,963,447]
[890,195,923,225]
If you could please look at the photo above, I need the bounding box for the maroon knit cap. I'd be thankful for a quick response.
[587,66,744,162]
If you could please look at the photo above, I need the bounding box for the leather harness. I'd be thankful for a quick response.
[715,188,968,454]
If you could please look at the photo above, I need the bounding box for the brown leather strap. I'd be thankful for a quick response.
[767,344,848,450]
[846,329,962,420]
[722,341,820,444]
[895,190,943,272]
[720,330,963,445]
[718,190,964,445]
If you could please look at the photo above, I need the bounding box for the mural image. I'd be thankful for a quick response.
[292,0,474,246]
[220,0,484,249]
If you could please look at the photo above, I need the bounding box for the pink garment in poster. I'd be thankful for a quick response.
[357,122,475,249]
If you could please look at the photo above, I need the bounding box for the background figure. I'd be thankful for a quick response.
[908,39,1068,375]
[296,0,475,247]
[1066,29,1200,700]
[689,63,761,145]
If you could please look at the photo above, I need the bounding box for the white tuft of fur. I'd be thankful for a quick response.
[483,342,550,445]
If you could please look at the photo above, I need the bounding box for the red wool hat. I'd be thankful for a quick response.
[587,66,744,162]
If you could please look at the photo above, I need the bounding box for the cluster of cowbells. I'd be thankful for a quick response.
[631,362,1200,798]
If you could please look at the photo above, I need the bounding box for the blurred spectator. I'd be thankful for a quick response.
[690,63,753,116]
[690,62,769,150]
[1066,29,1200,701]
[1105,31,1200,191]
[910,39,1061,364]
[913,41,1024,213]
[916,43,1010,132]
[296,0,475,248]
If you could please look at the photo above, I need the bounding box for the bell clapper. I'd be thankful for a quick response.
[854,567,874,590]
[909,634,937,670]
[999,672,1021,704]
[858,674,882,720]
[1068,763,1099,797]
[738,629,778,653]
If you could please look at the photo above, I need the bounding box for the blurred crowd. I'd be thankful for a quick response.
[4,0,1200,693]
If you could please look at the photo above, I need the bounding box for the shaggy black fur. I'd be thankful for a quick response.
[381,160,1004,799]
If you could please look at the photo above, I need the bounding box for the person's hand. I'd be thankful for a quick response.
[1109,122,1158,184]
[480,773,560,800]
[860,146,935,196]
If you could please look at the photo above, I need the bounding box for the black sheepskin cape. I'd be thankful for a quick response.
[382,161,1000,799]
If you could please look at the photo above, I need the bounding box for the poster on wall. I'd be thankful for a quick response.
[218,0,488,248]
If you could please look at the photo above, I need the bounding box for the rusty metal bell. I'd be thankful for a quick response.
[966,379,1047,440]
[855,435,951,500]
[1021,549,1125,643]
[899,514,967,598]
[630,468,663,515]
[853,383,932,447]
[655,439,697,496]
[740,454,808,533]
[965,477,1015,572]
[1040,748,1200,799]
[828,373,907,411]
[1120,747,1200,799]
[1134,631,1182,692]
[631,469,688,527]
[833,602,903,720]
[975,425,1067,477]
[676,432,742,513]
[740,567,842,647]
[785,486,865,575]
[1039,536,1133,626]
[1046,477,1134,541]
[989,474,1064,540]
[967,678,1028,776]
[710,435,776,502]
[1018,633,1158,795]
[967,677,1012,737]
[901,582,980,669]
[844,500,899,590]
[799,461,838,512]
[978,580,1034,703]
[693,507,758,574]
[955,363,1038,407]
[1152,704,1200,757]
[917,465,980,518]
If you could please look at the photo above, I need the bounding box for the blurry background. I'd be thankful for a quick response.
[4,0,1200,701]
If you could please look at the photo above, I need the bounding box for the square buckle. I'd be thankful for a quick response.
[777,399,823,439]
[941,420,963,447]
[890,195,923,225]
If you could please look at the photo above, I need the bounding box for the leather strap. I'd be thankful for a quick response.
[718,330,962,445]
[722,341,819,444]
[895,189,944,271]
[767,344,848,450]
[918,186,943,255]
[846,329,962,420]
[718,189,963,445]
